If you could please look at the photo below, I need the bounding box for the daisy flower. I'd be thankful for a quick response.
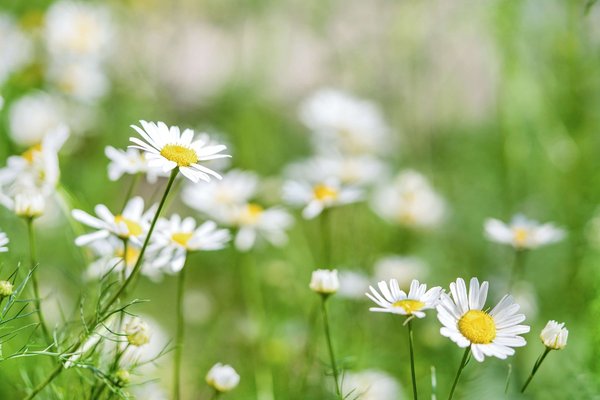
[105,146,165,183]
[128,120,230,183]
[148,214,230,274]
[72,196,154,246]
[206,363,240,393]
[309,269,339,295]
[484,214,566,250]
[0,230,9,252]
[283,178,362,219]
[540,320,568,350]
[8,92,67,146]
[437,277,530,362]
[231,203,294,251]
[366,279,442,318]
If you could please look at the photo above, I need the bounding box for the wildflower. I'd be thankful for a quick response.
[0,280,13,297]
[309,269,339,295]
[148,215,230,274]
[437,277,530,362]
[206,363,240,393]
[283,178,362,219]
[540,320,568,350]
[105,146,164,183]
[8,92,66,146]
[372,170,446,229]
[341,370,401,400]
[0,231,9,253]
[72,196,154,246]
[129,120,229,183]
[125,317,150,347]
[48,60,109,102]
[14,190,45,218]
[484,214,565,250]
[366,279,442,318]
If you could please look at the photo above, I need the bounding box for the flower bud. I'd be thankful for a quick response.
[114,369,130,387]
[15,191,45,218]
[540,320,568,350]
[309,269,339,295]
[0,280,13,297]
[206,363,240,392]
[125,317,150,347]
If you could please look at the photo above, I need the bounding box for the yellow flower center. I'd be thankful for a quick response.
[114,215,143,237]
[117,246,140,267]
[313,184,338,201]
[513,228,529,247]
[392,299,425,314]
[22,144,42,163]
[458,310,496,344]
[172,232,193,248]
[160,144,199,167]
[239,203,264,225]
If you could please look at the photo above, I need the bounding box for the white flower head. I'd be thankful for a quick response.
[129,120,230,183]
[14,190,45,218]
[105,146,166,183]
[232,204,294,252]
[437,277,530,362]
[125,317,150,347]
[484,214,566,250]
[309,269,339,295]
[366,279,441,318]
[540,320,568,350]
[206,363,240,392]
[372,170,446,229]
[149,215,230,274]
[72,196,154,246]
[337,270,371,300]
[48,60,109,103]
[341,369,401,400]
[283,178,362,219]
[0,230,9,253]
[8,92,66,146]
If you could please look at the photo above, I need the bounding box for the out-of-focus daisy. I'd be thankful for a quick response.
[206,363,240,393]
[230,203,294,251]
[14,190,46,218]
[8,92,66,146]
[148,215,230,274]
[337,270,371,300]
[0,230,9,252]
[484,214,566,250]
[47,60,109,103]
[341,369,401,400]
[283,178,362,219]
[72,196,154,246]
[309,269,339,295]
[366,279,441,318]
[373,255,428,288]
[299,88,390,155]
[44,0,113,61]
[372,170,446,229]
[437,277,530,362]
[540,320,568,350]
[129,120,230,183]
[0,14,33,85]
[105,146,165,183]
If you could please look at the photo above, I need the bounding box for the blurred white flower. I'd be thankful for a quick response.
[105,146,165,183]
[129,382,168,400]
[206,363,240,393]
[72,196,155,246]
[540,320,568,350]
[125,317,150,347]
[231,204,294,252]
[372,170,446,229]
[366,279,441,318]
[14,190,45,218]
[44,0,113,62]
[129,120,230,183]
[0,14,33,85]
[511,281,538,319]
[484,214,566,250]
[437,277,530,362]
[309,269,339,295]
[299,88,390,155]
[47,60,109,102]
[148,215,230,274]
[337,270,370,300]
[373,255,428,288]
[341,369,401,400]
[0,230,9,253]
[283,178,362,219]
[8,92,66,146]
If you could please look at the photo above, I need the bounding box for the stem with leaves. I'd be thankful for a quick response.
[521,347,551,393]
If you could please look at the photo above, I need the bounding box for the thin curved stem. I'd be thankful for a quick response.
[447,347,470,400]
[521,347,551,393]
[26,218,51,343]
[320,209,332,266]
[321,296,342,399]
[407,319,418,400]
[173,261,188,400]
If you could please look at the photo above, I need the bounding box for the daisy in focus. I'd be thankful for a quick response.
[72,196,155,246]
[437,277,530,362]
[484,214,566,250]
[0,230,9,252]
[129,120,230,183]
[148,214,230,274]
[283,178,362,219]
[366,279,442,318]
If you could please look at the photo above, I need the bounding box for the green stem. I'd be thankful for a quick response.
[447,347,470,400]
[521,347,551,393]
[321,296,342,399]
[173,261,188,400]
[209,389,221,400]
[320,208,331,266]
[24,170,179,400]
[26,218,51,343]
[509,249,527,290]
[121,174,141,213]
[407,319,418,400]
